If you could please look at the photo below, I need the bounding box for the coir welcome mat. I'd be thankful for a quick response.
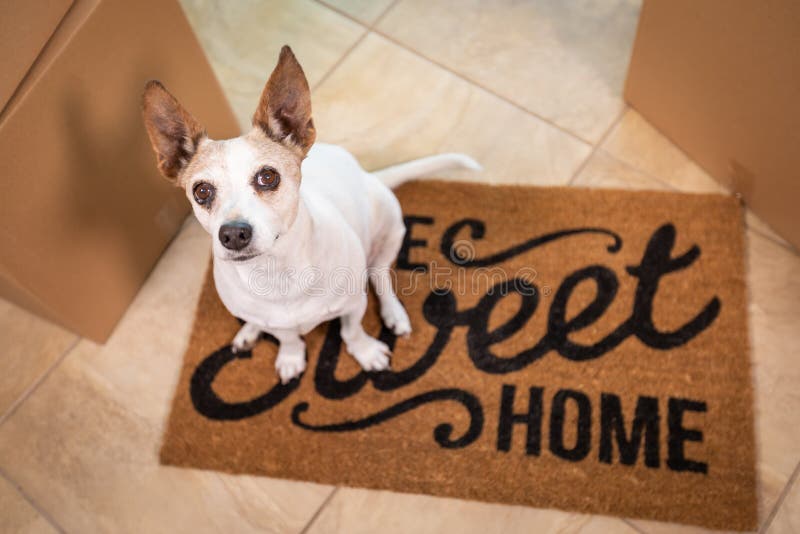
[161,181,756,530]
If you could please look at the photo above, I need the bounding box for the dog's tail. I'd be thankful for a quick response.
[372,153,482,189]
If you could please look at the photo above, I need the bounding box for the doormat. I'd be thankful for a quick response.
[161,181,756,530]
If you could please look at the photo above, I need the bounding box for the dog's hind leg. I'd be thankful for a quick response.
[368,225,412,337]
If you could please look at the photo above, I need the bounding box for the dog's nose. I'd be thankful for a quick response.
[219,222,253,251]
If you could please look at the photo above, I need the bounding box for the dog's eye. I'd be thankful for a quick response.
[254,167,280,190]
[193,182,215,205]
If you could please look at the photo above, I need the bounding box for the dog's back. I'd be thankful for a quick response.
[301,143,401,257]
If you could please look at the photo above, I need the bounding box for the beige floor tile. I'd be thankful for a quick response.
[0,476,57,534]
[768,473,800,533]
[631,514,756,534]
[626,520,738,534]
[747,232,800,515]
[0,298,77,419]
[376,0,641,143]
[572,149,669,191]
[180,0,365,130]
[319,0,394,25]
[0,219,333,534]
[312,33,591,184]
[307,488,638,534]
[602,109,728,194]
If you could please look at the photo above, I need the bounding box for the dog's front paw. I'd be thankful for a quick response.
[232,323,262,353]
[381,299,412,337]
[275,352,307,384]
[350,337,391,372]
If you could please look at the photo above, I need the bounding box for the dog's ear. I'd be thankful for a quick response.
[253,45,316,156]
[141,80,206,182]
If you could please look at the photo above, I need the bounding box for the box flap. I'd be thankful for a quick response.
[0,0,74,113]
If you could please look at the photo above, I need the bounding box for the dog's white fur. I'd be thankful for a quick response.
[143,47,480,383]
[202,136,478,383]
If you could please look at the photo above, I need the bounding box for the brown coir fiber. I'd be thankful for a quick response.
[160,181,756,530]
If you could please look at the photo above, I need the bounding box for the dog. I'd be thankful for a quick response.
[142,45,480,383]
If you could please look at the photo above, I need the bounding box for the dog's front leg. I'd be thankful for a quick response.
[271,329,307,384]
[231,321,262,353]
[340,301,391,372]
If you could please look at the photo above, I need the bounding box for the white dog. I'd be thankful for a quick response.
[142,46,479,383]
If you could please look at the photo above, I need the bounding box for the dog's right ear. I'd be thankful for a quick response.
[141,80,206,182]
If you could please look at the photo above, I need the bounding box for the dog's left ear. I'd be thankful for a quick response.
[253,45,316,156]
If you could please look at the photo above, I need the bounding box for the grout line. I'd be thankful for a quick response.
[748,226,797,253]
[316,0,400,29]
[299,486,340,534]
[594,144,679,192]
[370,0,402,28]
[373,29,594,146]
[622,518,647,533]
[308,1,368,93]
[760,460,800,533]
[0,466,66,534]
[314,0,369,23]
[567,105,627,186]
[311,0,400,92]
[311,31,369,92]
[314,0,593,147]
[0,336,81,428]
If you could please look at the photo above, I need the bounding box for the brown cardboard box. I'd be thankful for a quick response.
[625,0,800,249]
[0,0,239,342]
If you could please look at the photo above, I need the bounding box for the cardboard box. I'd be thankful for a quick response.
[625,0,799,249]
[0,0,239,342]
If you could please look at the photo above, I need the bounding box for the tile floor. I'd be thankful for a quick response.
[1,1,798,532]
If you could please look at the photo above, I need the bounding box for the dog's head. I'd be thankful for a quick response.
[141,45,315,262]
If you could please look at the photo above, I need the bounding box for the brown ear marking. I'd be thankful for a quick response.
[141,80,206,181]
[253,45,316,156]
